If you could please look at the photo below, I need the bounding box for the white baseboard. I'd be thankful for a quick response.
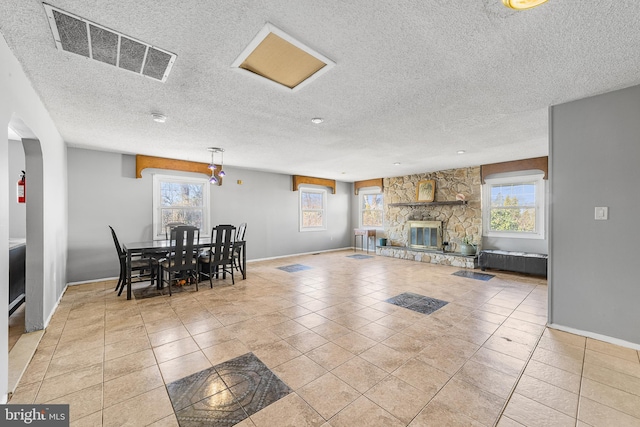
[43,283,68,328]
[247,247,354,263]
[67,276,119,286]
[547,323,640,351]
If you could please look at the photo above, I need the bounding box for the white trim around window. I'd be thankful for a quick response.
[482,172,545,240]
[359,189,384,229]
[299,187,327,232]
[152,174,210,240]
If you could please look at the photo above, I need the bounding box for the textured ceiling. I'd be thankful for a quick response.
[2,1,640,181]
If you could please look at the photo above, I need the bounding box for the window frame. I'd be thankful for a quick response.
[299,186,327,232]
[359,189,384,230]
[152,174,210,240]
[482,172,545,240]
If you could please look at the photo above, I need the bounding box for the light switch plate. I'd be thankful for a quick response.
[595,206,608,220]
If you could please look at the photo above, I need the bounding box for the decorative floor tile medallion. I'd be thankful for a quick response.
[347,254,373,260]
[166,353,292,426]
[386,292,449,315]
[452,270,495,281]
[277,264,312,273]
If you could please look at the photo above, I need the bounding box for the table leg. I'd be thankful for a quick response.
[126,251,132,300]
[242,243,246,279]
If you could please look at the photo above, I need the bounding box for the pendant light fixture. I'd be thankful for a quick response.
[502,0,549,10]
[207,147,225,184]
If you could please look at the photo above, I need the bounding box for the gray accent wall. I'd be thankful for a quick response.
[67,147,353,282]
[549,84,640,345]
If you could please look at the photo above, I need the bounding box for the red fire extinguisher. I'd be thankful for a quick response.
[17,171,26,204]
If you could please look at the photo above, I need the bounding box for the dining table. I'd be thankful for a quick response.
[122,237,246,300]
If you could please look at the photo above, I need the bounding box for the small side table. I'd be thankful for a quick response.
[354,229,376,253]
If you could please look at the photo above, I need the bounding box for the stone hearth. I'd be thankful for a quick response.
[377,246,477,269]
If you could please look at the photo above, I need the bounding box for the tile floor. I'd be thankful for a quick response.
[9,303,26,352]
[8,250,640,426]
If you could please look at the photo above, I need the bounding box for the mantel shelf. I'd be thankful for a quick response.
[388,200,468,207]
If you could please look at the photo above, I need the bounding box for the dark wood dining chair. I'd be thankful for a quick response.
[199,224,236,287]
[232,222,246,274]
[158,225,200,296]
[165,222,186,240]
[109,225,156,296]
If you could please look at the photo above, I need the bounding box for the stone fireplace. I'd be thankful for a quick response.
[377,166,482,268]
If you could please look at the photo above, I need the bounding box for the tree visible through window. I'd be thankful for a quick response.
[361,192,383,228]
[153,175,209,239]
[300,188,326,230]
[483,173,545,239]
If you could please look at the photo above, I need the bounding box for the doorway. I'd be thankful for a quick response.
[8,116,45,333]
[5,116,46,396]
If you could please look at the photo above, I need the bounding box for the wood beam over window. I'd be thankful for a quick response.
[136,154,222,185]
[292,175,336,194]
[480,156,548,184]
[354,178,383,195]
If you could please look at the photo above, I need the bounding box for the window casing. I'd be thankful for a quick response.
[359,190,384,229]
[299,187,327,231]
[482,173,545,239]
[152,174,210,240]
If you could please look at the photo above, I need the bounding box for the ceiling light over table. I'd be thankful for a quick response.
[207,147,226,184]
[311,118,324,124]
[502,0,549,10]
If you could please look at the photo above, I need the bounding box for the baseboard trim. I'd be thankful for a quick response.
[547,323,640,350]
[67,276,119,286]
[248,247,354,263]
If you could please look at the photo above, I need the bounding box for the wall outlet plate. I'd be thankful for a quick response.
[595,206,608,220]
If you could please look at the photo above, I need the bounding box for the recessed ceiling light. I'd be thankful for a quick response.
[311,118,324,124]
[457,150,466,154]
[152,113,166,123]
[502,0,549,10]
[393,162,401,165]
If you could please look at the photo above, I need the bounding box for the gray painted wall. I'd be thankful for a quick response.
[550,84,640,345]
[8,139,26,238]
[67,147,353,282]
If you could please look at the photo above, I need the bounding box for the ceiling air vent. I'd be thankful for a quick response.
[43,3,176,83]
[231,23,335,92]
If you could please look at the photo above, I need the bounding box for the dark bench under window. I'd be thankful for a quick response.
[479,250,547,277]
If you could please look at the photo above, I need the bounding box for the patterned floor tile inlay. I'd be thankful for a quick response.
[386,292,449,315]
[452,270,495,281]
[167,353,292,426]
[277,264,312,273]
[347,254,374,260]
